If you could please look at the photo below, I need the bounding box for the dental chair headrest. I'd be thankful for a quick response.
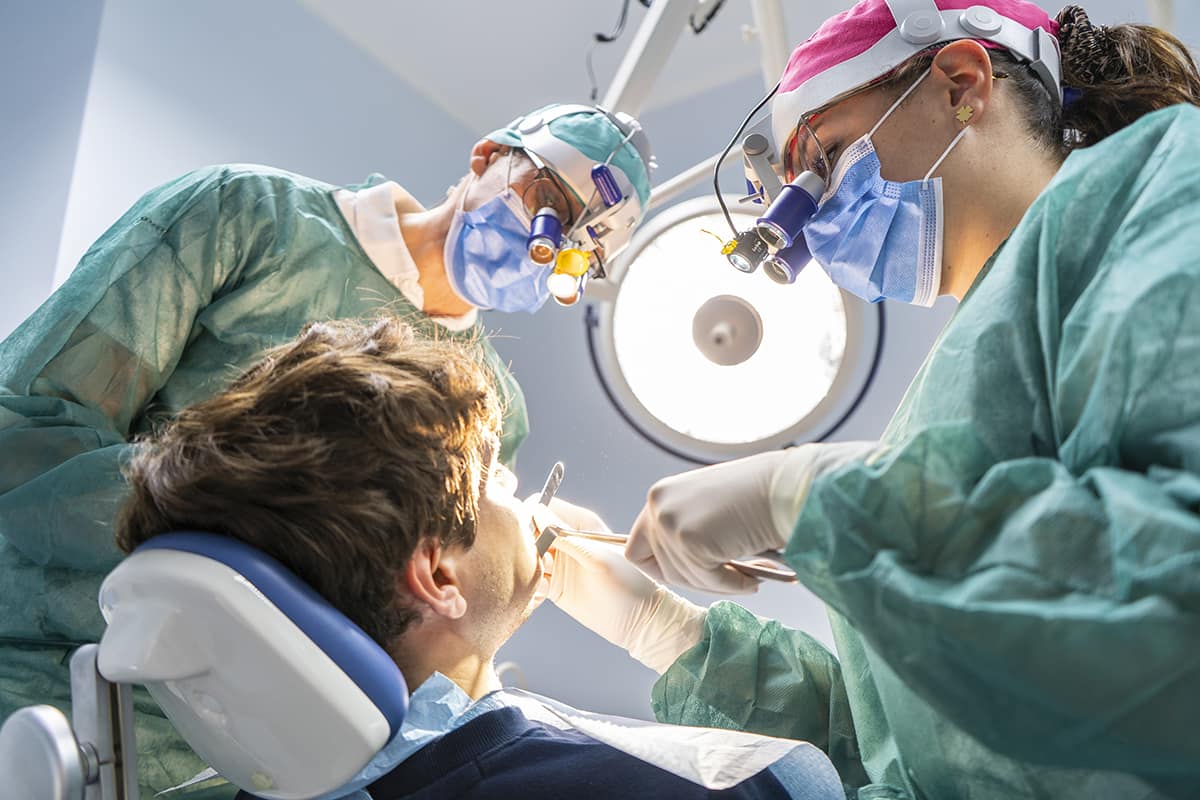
[98,531,409,800]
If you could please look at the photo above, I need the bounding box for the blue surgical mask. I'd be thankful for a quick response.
[803,70,967,306]
[444,180,552,313]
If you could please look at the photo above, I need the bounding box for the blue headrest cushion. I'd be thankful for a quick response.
[135,531,409,738]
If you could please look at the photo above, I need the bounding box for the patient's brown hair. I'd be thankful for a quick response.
[117,317,502,648]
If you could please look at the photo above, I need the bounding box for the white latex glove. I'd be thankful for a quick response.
[626,443,880,595]
[538,498,706,674]
[529,495,610,539]
[625,450,790,595]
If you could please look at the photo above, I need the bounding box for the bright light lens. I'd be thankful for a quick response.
[612,210,846,445]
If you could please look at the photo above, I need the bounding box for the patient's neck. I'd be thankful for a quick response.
[392,625,502,700]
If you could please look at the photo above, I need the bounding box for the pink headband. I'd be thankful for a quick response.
[772,0,1061,155]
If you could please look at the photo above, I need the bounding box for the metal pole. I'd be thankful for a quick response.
[749,0,789,90]
[647,151,740,213]
[602,0,702,116]
[1145,0,1174,32]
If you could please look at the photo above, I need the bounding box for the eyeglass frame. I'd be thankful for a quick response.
[779,46,1011,184]
[503,148,581,229]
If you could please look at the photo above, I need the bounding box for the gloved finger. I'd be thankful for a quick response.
[524,495,564,533]
[546,535,588,603]
[561,536,646,583]
[544,496,611,533]
[667,543,763,595]
[548,535,613,583]
[630,554,666,584]
[548,536,631,605]
[538,549,555,579]
[633,523,761,596]
[642,529,696,590]
[625,501,659,569]
[697,564,762,596]
[549,533,594,567]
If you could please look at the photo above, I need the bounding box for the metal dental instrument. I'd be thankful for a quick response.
[528,460,795,583]
[543,525,798,584]
[534,462,566,556]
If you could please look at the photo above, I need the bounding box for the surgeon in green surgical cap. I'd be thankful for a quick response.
[0,103,653,798]
[542,3,1200,799]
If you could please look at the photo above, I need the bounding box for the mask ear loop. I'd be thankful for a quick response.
[459,146,518,214]
[868,68,931,139]
[922,125,970,182]
[491,149,538,228]
[457,169,478,213]
[503,147,518,202]
[862,66,971,184]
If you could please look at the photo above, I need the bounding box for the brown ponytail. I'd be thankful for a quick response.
[1056,5,1200,147]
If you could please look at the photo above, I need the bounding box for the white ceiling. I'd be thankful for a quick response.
[299,1,854,132]
[299,0,1193,135]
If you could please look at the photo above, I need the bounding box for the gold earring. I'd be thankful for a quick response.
[955,105,975,125]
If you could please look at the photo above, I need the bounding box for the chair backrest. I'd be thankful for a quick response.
[98,531,408,800]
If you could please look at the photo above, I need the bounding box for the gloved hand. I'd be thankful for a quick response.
[625,442,881,595]
[625,449,791,595]
[539,497,706,674]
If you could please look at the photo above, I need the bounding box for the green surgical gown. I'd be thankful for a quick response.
[654,105,1200,800]
[0,165,528,797]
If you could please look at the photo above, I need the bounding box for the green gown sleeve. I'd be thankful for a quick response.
[781,106,1200,778]
[652,601,870,790]
[0,167,262,572]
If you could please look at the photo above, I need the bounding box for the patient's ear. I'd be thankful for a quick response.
[404,538,468,620]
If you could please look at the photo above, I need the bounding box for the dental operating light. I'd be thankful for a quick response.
[588,196,881,464]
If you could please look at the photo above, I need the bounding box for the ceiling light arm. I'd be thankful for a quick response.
[647,151,741,213]
[602,0,708,116]
[1146,0,1174,32]
[749,0,789,91]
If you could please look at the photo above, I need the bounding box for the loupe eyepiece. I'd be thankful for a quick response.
[528,206,562,265]
[753,171,824,250]
[723,230,770,274]
[762,238,812,285]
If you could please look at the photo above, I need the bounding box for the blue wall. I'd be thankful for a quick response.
[52,0,479,287]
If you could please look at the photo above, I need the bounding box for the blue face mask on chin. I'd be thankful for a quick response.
[802,69,967,307]
[444,183,553,314]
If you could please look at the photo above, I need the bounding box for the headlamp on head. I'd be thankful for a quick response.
[717,0,1064,285]
[493,104,655,306]
[715,100,827,284]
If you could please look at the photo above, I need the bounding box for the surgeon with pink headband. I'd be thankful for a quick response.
[541,1,1200,797]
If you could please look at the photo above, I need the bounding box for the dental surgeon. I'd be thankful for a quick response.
[549,2,1200,798]
[0,103,652,799]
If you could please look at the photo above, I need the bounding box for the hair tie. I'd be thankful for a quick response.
[1056,5,1117,86]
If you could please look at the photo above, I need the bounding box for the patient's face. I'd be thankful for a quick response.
[456,447,547,649]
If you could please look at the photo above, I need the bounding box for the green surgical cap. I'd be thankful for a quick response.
[486,104,652,210]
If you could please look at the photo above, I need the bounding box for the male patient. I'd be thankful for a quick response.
[114,316,842,799]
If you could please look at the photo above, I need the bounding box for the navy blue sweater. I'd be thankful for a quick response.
[366,707,795,799]
[237,706,801,799]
